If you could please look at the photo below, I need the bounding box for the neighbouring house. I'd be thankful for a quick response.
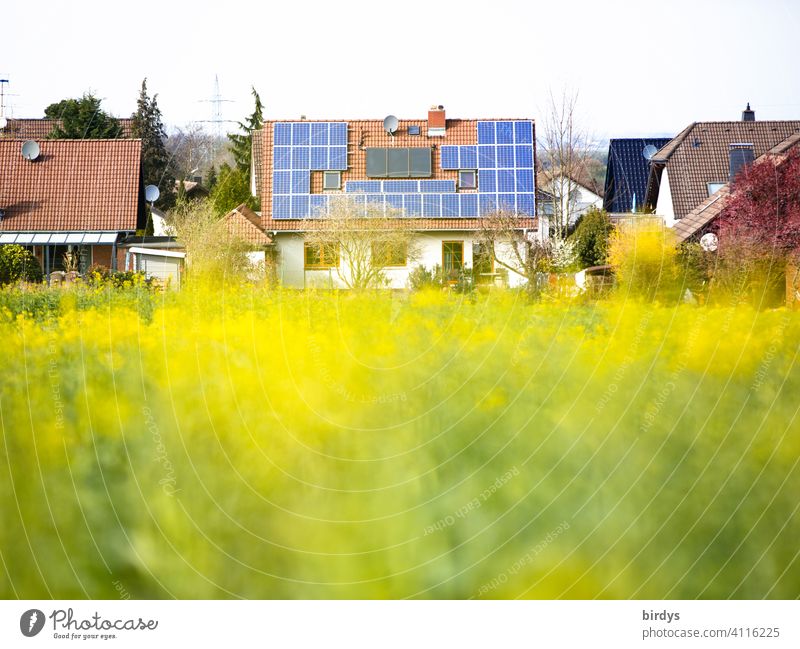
[252,106,538,288]
[536,168,603,230]
[672,131,800,244]
[175,179,209,200]
[603,137,671,213]
[224,203,275,273]
[0,139,145,275]
[645,104,800,226]
[119,236,185,288]
[0,117,134,140]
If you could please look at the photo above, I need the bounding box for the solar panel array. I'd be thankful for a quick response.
[270,120,536,219]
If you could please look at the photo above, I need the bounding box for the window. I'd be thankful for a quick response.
[371,241,407,267]
[472,242,494,284]
[323,170,341,190]
[707,182,725,196]
[408,125,421,136]
[442,241,464,273]
[459,170,477,190]
[366,147,432,178]
[304,241,340,269]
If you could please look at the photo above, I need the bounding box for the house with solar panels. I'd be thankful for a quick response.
[251,106,538,288]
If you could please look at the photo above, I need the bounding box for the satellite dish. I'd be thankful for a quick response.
[643,144,658,161]
[383,115,399,135]
[0,117,7,129]
[144,185,160,203]
[21,140,40,161]
[700,232,719,252]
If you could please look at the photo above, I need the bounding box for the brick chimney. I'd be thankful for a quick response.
[742,102,755,121]
[427,105,446,137]
[729,143,755,180]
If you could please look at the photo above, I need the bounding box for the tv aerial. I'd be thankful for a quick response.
[643,144,658,161]
[21,140,40,161]
[700,232,718,252]
[144,185,160,203]
[383,115,399,136]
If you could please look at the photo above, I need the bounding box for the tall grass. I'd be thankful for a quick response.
[1,286,799,598]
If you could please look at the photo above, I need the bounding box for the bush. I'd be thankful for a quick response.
[570,207,612,268]
[608,217,678,301]
[408,264,443,290]
[0,244,43,285]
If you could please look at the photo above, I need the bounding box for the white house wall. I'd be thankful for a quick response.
[274,231,528,289]
[655,169,676,225]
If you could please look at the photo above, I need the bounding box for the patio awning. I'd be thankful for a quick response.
[0,232,120,245]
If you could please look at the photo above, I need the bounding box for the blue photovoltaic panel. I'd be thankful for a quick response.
[423,194,441,217]
[480,194,497,216]
[442,194,459,217]
[329,123,347,145]
[515,145,534,168]
[440,146,459,169]
[514,121,533,144]
[291,170,310,194]
[459,146,477,169]
[292,147,310,169]
[310,194,328,216]
[385,194,404,211]
[498,194,516,211]
[273,171,291,194]
[273,195,291,219]
[292,122,310,145]
[496,121,514,144]
[366,194,385,208]
[291,195,309,218]
[329,147,347,170]
[478,145,496,168]
[516,169,534,192]
[346,181,381,193]
[383,180,418,193]
[404,194,422,216]
[310,147,328,170]
[477,121,495,144]
[274,123,292,145]
[496,145,515,168]
[420,180,456,193]
[517,193,535,215]
[460,193,478,217]
[497,170,516,193]
[311,123,328,146]
[273,146,291,170]
[478,170,496,193]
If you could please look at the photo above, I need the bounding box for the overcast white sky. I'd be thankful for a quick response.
[2,0,799,140]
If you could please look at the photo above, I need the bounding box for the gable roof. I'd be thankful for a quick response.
[0,139,142,232]
[672,131,800,243]
[645,120,800,219]
[603,138,671,213]
[224,204,272,245]
[0,117,134,140]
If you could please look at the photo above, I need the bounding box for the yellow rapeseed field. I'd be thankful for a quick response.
[1,287,798,598]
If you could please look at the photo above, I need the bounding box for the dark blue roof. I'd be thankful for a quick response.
[603,138,671,213]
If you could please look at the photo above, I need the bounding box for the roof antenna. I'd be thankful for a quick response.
[0,78,9,129]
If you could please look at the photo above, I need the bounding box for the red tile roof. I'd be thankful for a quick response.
[224,204,272,245]
[0,139,142,232]
[256,117,537,231]
[0,117,134,140]
[645,120,800,219]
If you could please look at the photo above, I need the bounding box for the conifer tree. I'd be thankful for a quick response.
[228,87,264,173]
[45,94,122,139]
[131,79,176,210]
